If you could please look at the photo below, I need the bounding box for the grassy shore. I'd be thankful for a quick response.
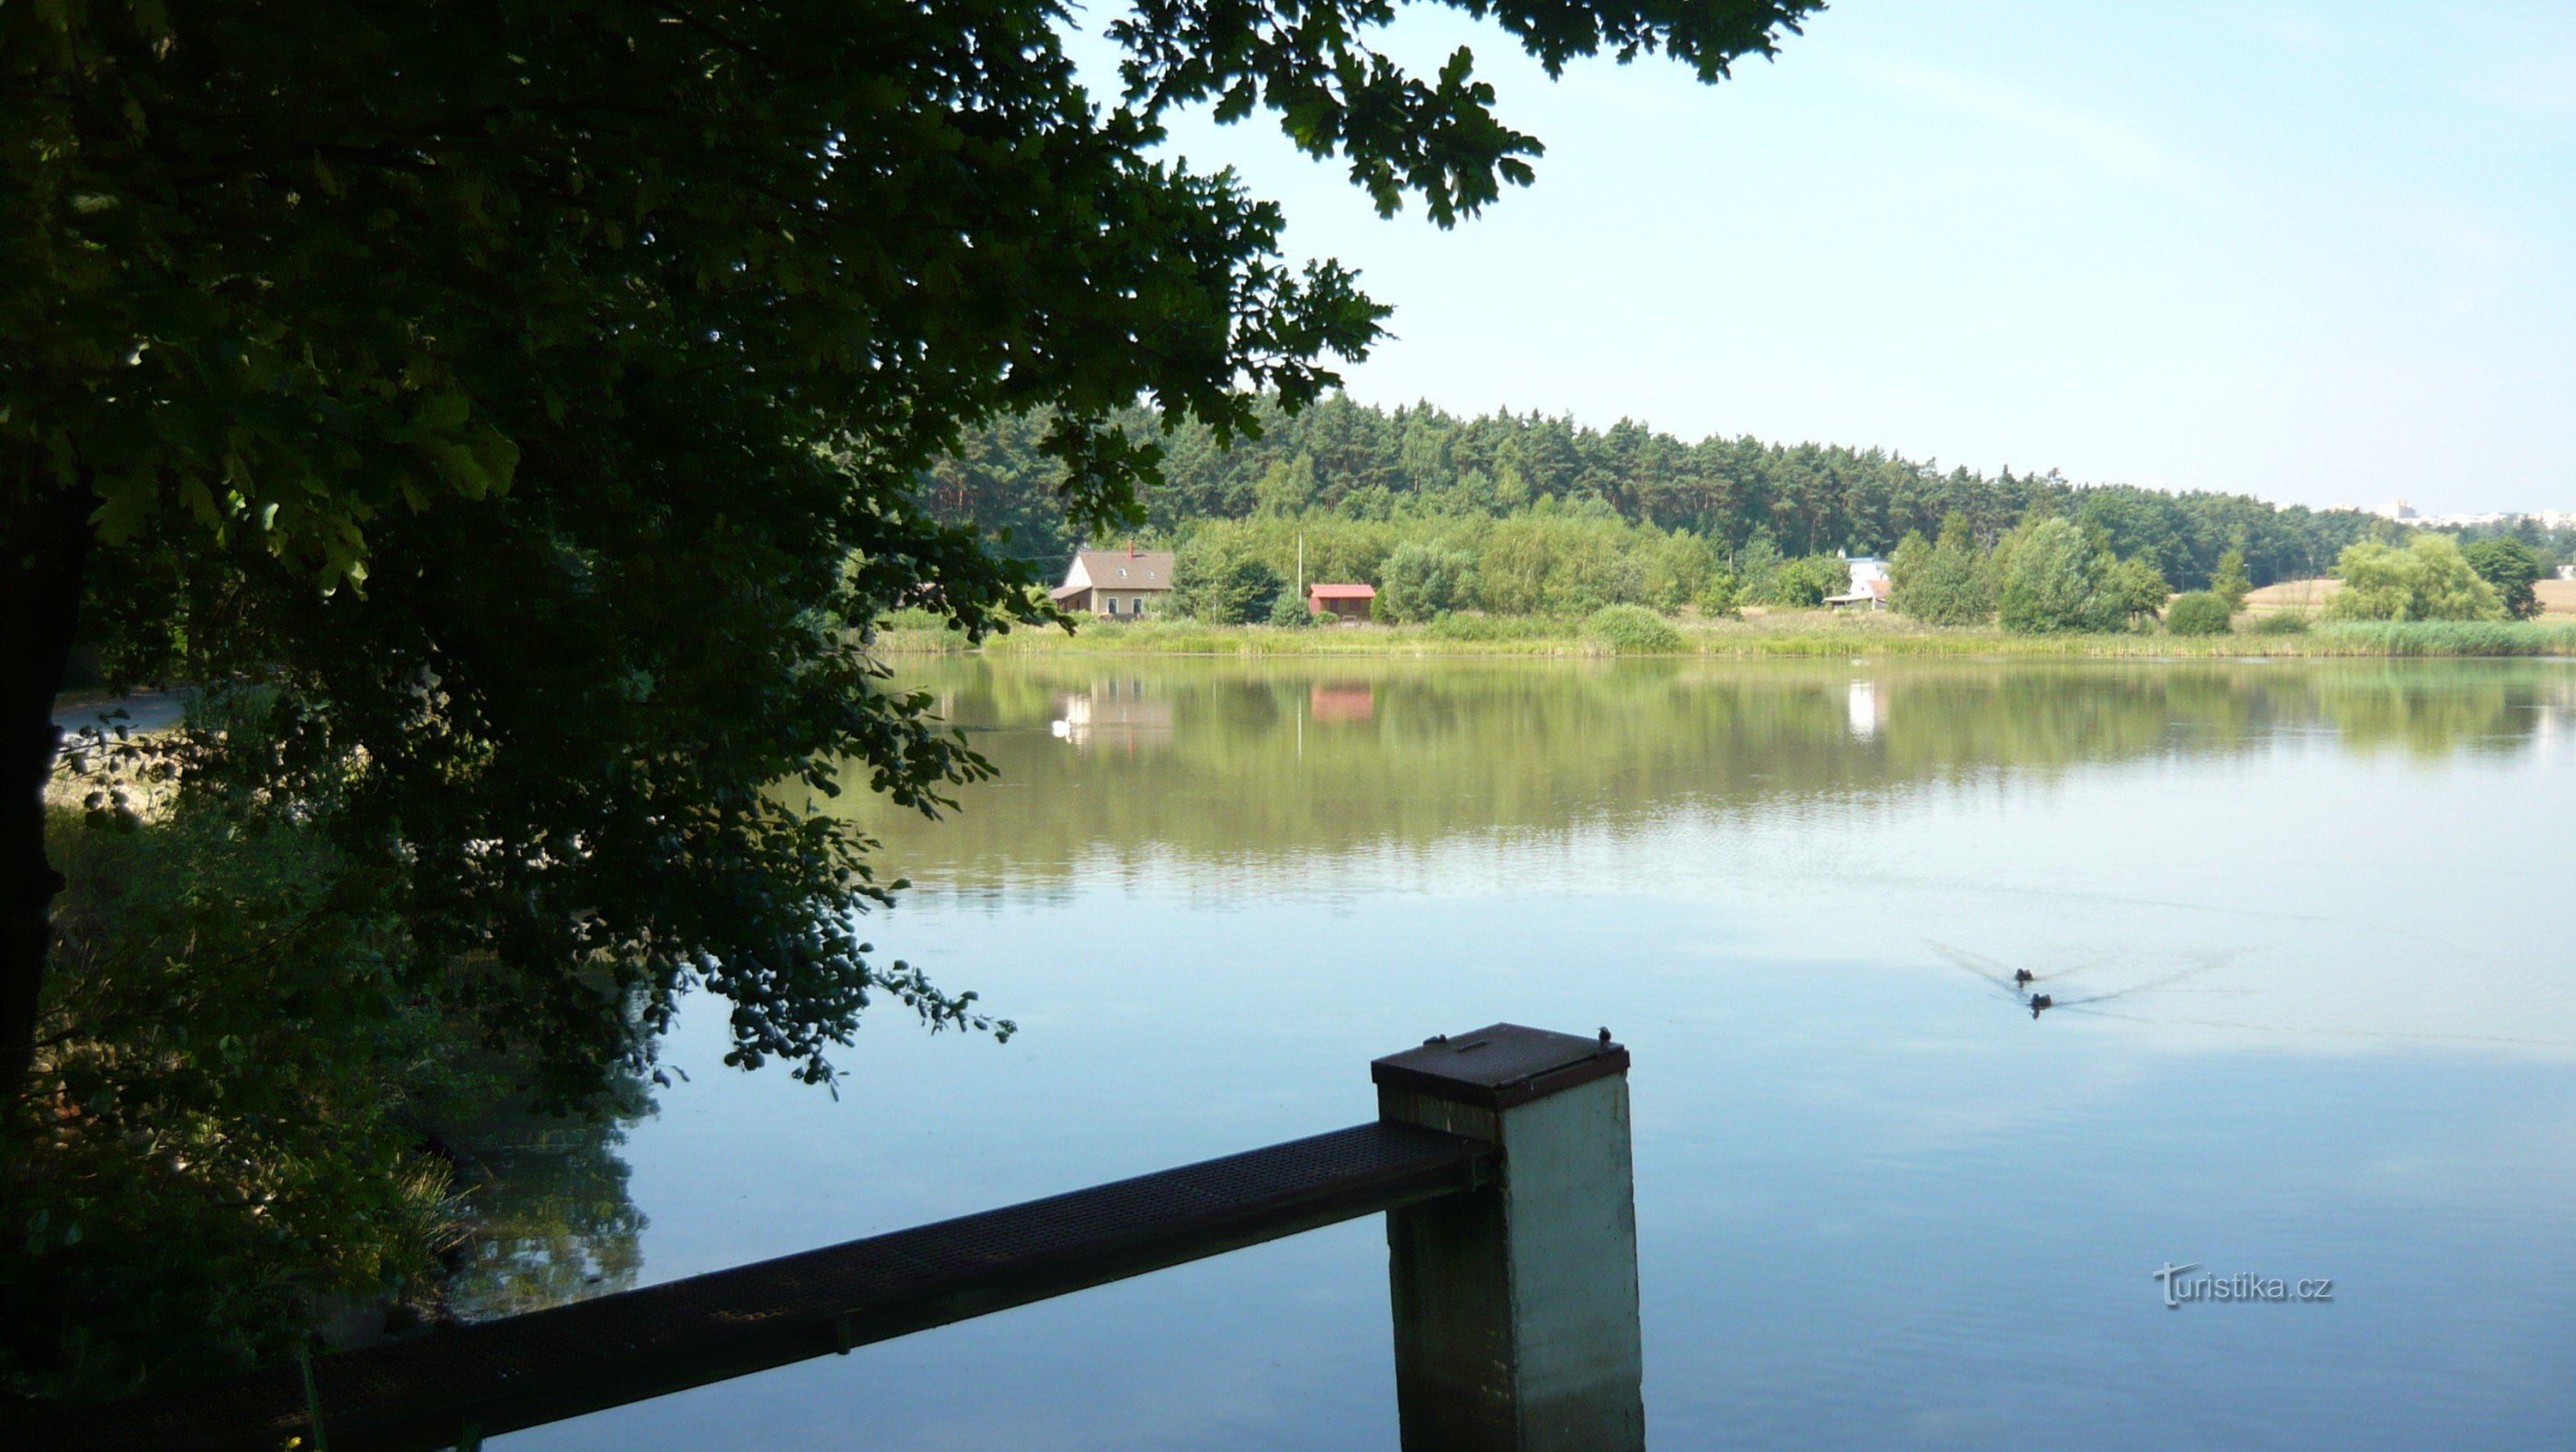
[880,610,2576,660]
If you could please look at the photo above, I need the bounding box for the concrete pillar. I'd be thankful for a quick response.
[1375,1025,1644,1452]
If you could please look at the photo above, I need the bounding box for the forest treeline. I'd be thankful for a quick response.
[918,396,2395,596]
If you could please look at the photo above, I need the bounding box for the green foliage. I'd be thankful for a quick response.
[1113,0,1822,226]
[1175,540,1286,624]
[1265,589,1320,628]
[1377,540,1478,623]
[2311,622,2576,655]
[1477,506,1655,615]
[7,0,1830,1394]
[917,413,1085,564]
[2107,555,2175,628]
[2164,592,2233,636]
[1254,452,1322,516]
[9,705,663,1398]
[2327,538,2504,623]
[2209,548,2254,611]
[7,0,1825,1064]
[2248,610,2312,635]
[16,0,1550,1126]
[1582,604,1686,653]
[927,396,2385,590]
[1729,533,1786,603]
[2456,517,2576,575]
[2462,538,2550,621]
[1425,613,1555,643]
[1998,518,2124,633]
[1695,572,1744,619]
[1760,554,1852,608]
[1891,514,1991,624]
[7,798,446,1399]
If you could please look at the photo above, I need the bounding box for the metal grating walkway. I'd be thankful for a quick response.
[31,1121,1492,1452]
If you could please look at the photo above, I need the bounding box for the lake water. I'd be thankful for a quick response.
[507,656,2576,1451]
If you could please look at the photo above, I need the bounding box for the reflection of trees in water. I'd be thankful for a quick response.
[837,660,2574,888]
[2305,665,2558,757]
[434,1069,651,1322]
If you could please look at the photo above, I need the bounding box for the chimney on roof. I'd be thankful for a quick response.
[1127,539,1137,557]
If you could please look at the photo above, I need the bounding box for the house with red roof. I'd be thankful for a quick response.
[1306,582,1376,624]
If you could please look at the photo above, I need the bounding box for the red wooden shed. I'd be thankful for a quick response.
[1307,583,1376,623]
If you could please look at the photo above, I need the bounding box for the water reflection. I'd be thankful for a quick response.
[1047,676,1175,749]
[438,1075,651,1323]
[847,658,2576,891]
[507,657,2576,1452]
[1310,682,1376,724]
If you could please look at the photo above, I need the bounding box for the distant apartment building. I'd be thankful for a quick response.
[2370,501,2573,532]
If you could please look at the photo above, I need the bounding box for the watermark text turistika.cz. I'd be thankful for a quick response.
[2154,1263,2334,1310]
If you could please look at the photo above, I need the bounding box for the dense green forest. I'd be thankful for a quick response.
[918,396,2394,599]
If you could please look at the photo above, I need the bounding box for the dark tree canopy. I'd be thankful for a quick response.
[2462,538,2550,622]
[923,394,2390,593]
[3,1,1822,1097]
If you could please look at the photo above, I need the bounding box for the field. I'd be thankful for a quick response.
[2246,575,2576,617]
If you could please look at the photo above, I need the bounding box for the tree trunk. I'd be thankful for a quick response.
[2,477,94,1091]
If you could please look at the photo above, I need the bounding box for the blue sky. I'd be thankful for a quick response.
[1072,2,2575,515]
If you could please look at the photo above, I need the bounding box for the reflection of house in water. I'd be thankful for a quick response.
[1050,678,1174,749]
[1848,679,1887,739]
[1309,682,1376,723]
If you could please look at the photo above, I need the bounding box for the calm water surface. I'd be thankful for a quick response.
[511,657,2576,1450]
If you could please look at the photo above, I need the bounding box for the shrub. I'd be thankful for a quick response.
[1265,590,1318,628]
[1891,515,1991,625]
[1172,539,1284,623]
[1473,507,1652,616]
[1583,604,1686,653]
[1427,613,1549,642]
[2108,556,2173,629]
[1998,517,2121,633]
[2248,610,2311,635]
[1377,540,1477,623]
[1694,572,1743,619]
[2164,592,2232,635]
[1730,533,1786,604]
[1761,554,1852,609]
[2325,537,2502,622]
[2209,547,2254,611]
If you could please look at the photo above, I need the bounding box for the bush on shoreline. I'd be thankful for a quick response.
[2327,537,2502,623]
[1583,604,1686,653]
[2165,593,2232,636]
